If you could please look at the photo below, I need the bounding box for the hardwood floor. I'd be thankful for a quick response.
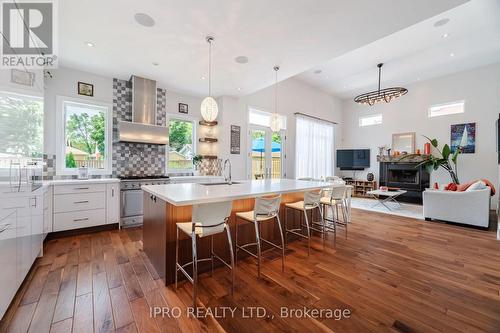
[1,209,500,333]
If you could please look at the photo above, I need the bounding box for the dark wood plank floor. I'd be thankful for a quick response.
[1,209,500,333]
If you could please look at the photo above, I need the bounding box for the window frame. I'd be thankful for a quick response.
[55,95,112,176]
[248,106,287,130]
[359,113,383,127]
[166,113,197,174]
[428,100,465,118]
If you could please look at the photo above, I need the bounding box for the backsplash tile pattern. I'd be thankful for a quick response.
[199,158,222,176]
[112,78,167,178]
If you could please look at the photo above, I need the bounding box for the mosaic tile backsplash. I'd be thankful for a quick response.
[112,78,167,178]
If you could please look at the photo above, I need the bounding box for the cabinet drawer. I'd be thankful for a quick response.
[53,209,105,232]
[53,184,106,195]
[54,192,105,213]
[0,197,31,217]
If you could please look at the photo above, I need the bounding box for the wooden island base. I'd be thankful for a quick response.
[143,191,310,285]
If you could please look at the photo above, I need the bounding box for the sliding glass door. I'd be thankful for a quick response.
[248,125,285,180]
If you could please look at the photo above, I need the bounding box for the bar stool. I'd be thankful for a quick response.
[284,190,324,255]
[321,184,348,240]
[175,201,234,307]
[234,195,284,277]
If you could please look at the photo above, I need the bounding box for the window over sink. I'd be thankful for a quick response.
[56,96,112,175]
[167,116,196,173]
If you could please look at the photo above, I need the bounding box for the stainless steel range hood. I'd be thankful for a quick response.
[118,75,169,145]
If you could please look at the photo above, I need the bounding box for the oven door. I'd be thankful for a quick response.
[121,190,143,218]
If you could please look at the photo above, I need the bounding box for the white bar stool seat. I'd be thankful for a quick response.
[234,195,284,277]
[175,201,235,307]
[284,190,325,255]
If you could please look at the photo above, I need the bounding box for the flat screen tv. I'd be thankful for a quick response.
[336,149,370,170]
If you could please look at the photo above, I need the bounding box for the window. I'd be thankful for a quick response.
[0,91,43,166]
[428,100,465,118]
[167,117,196,172]
[249,107,287,130]
[359,114,383,127]
[295,114,334,179]
[56,96,112,175]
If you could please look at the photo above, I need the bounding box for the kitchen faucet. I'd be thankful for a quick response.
[224,159,232,185]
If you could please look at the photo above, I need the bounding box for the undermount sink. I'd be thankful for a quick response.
[200,182,241,186]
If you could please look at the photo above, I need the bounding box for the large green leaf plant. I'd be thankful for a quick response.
[403,136,460,184]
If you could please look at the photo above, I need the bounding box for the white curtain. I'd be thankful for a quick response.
[295,115,334,179]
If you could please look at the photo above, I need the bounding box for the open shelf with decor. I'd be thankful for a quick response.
[345,180,377,198]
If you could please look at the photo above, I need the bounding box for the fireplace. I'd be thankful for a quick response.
[379,162,429,204]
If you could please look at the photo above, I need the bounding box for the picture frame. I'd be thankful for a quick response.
[78,82,94,97]
[451,123,476,154]
[178,103,188,114]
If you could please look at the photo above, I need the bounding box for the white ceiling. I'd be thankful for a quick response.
[58,0,467,97]
[297,0,500,100]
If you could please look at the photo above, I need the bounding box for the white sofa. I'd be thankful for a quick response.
[423,188,491,228]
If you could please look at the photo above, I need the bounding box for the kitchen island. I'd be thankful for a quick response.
[141,179,331,285]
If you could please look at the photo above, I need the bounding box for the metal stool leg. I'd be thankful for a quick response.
[275,215,285,272]
[303,209,311,256]
[191,232,198,308]
[225,226,235,296]
[331,204,336,247]
[254,219,262,277]
[211,235,214,276]
[341,203,348,240]
[235,217,239,266]
[175,226,179,289]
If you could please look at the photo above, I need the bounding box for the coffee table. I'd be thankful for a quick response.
[366,189,407,211]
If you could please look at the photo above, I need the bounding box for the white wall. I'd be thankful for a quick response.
[341,63,500,208]
[44,66,113,155]
[218,78,343,180]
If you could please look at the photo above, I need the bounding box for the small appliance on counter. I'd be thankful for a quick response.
[78,166,89,179]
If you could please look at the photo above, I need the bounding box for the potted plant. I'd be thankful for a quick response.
[402,136,460,184]
[193,154,203,175]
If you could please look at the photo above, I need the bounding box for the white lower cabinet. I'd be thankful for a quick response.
[52,180,120,232]
[0,211,17,318]
[106,183,120,224]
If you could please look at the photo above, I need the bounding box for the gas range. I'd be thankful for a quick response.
[119,175,170,228]
[119,175,170,190]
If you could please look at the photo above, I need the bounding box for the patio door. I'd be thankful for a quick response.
[248,125,285,180]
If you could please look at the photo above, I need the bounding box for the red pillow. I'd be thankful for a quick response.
[444,183,457,191]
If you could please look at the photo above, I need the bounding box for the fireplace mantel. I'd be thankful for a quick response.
[377,155,431,163]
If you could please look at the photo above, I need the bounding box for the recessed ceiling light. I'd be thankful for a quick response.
[134,13,155,27]
[314,69,322,74]
[417,77,421,81]
[200,76,206,80]
[152,62,159,66]
[433,18,450,27]
[85,41,94,47]
[235,56,249,64]
[450,52,455,57]
[442,33,449,38]
[237,87,241,91]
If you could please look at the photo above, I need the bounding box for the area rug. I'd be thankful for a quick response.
[350,197,424,220]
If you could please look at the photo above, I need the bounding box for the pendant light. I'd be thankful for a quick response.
[354,63,408,106]
[269,66,281,132]
[200,36,218,122]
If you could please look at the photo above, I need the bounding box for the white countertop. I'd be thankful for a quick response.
[142,179,331,206]
[47,178,120,185]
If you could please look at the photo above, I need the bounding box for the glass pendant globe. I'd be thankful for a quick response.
[270,113,281,132]
[200,96,218,122]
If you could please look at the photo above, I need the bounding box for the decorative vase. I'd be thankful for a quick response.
[424,142,431,155]
[367,173,374,181]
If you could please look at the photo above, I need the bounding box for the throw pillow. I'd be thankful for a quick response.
[466,180,487,192]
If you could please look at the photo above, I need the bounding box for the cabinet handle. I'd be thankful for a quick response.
[74,187,89,190]
[0,223,11,233]
[73,218,89,222]
[2,206,25,210]
[31,197,37,207]
[74,200,89,204]
[112,188,115,197]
